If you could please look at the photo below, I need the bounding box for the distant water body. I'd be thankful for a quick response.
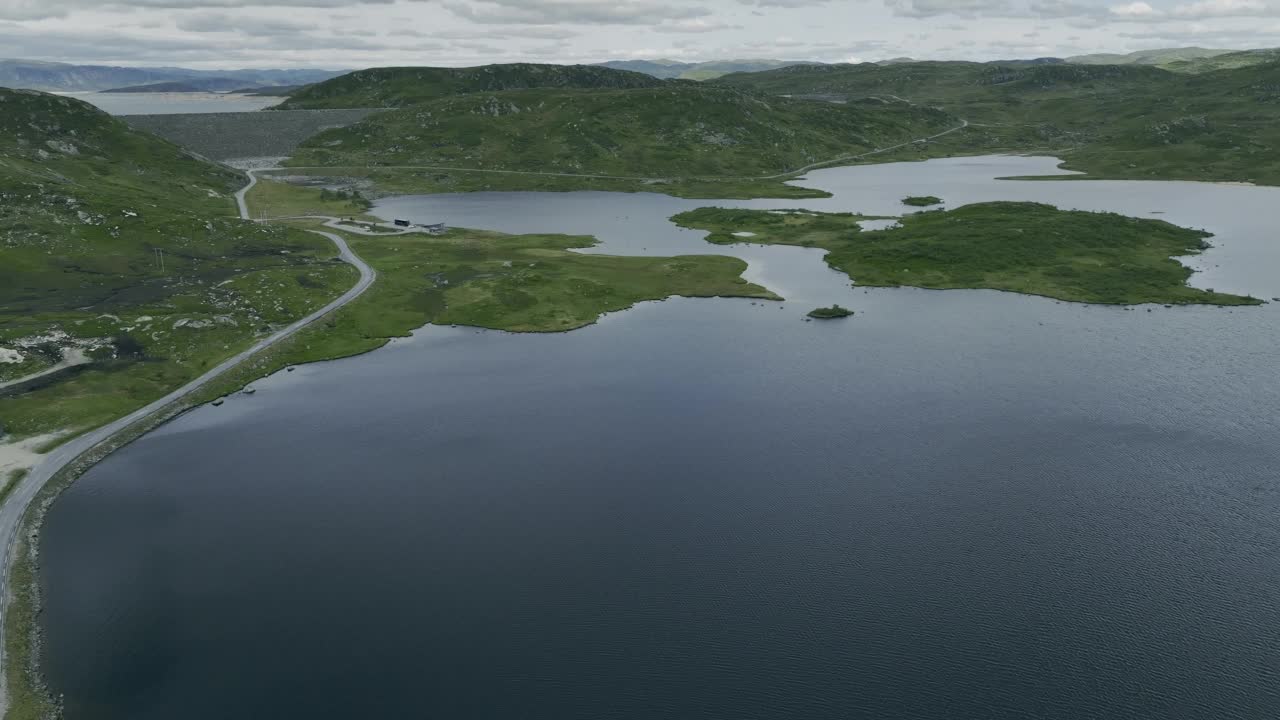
[40,157,1280,719]
[64,92,283,115]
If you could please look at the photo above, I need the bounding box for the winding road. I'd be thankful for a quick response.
[0,174,377,716]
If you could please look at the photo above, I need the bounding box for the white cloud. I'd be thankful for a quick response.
[0,0,1274,71]
[1110,2,1161,16]
[442,0,710,25]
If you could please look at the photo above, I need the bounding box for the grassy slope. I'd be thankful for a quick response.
[1067,47,1233,66]
[0,90,355,439]
[1159,49,1280,74]
[717,61,1280,185]
[285,85,957,179]
[244,176,378,220]
[278,63,664,109]
[671,203,1260,306]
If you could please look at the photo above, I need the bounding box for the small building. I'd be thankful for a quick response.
[423,222,447,235]
[394,219,411,228]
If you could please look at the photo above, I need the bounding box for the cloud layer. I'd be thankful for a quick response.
[1,0,1275,69]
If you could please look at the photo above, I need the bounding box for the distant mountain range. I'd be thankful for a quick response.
[0,59,344,92]
[100,78,257,94]
[1066,47,1231,65]
[1065,47,1279,73]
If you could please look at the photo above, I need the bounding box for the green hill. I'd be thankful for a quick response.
[718,61,1168,105]
[282,84,957,190]
[1067,47,1233,66]
[278,63,664,109]
[1066,47,1280,74]
[0,90,353,438]
[1160,48,1280,74]
[717,60,1280,185]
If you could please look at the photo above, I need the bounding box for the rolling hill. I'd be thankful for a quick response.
[717,60,1280,185]
[0,90,354,437]
[285,84,958,178]
[1066,47,1233,66]
[1159,48,1280,74]
[277,63,665,109]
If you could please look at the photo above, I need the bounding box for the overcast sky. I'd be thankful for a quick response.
[1,0,1277,69]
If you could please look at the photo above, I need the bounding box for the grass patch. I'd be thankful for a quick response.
[0,469,27,505]
[286,219,778,339]
[674,207,891,247]
[5,529,56,720]
[244,177,377,220]
[673,202,1262,306]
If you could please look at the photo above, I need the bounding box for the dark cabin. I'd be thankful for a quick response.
[394,219,411,227]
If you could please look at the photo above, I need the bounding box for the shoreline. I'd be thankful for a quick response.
[0,177,378,719]
[5,153,1275,716]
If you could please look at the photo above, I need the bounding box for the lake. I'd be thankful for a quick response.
[64,92,284,115]
[39,157,1280,719]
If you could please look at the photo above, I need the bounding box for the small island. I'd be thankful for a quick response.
[902,196,943,207]
[808,305,854,319]
[672,202,1261,306]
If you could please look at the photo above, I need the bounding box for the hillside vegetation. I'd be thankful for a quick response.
[717,60,1280,185]
[0,90,353,439]
[286,84,958,179]
[672,203,1260,306]
[1064,46,1280,74]
[1066,47,1232,67]
[1160,49,1280,74]
[278,63,664,109]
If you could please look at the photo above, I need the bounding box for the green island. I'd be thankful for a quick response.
[808,305,854,319]
[672,204,1261,306]
[684,208,891,247]
[903,196,943,207]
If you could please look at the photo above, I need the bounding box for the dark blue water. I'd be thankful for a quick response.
[40,158,1280,719]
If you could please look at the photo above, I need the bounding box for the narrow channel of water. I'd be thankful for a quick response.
[39,157,1280,719]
